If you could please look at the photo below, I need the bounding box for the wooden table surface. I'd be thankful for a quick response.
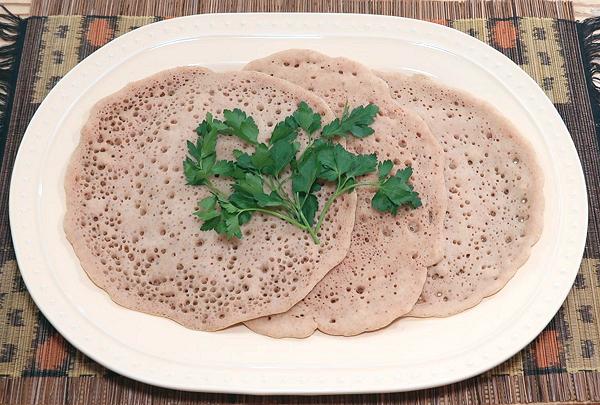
[3,0,600,19]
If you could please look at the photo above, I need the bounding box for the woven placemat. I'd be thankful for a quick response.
[1,1,599,403]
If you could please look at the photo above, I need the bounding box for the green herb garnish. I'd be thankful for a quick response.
[184,102,421,244]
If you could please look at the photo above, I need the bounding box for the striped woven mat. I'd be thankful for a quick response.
[1,0,600,403]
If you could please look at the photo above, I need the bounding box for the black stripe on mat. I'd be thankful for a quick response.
[577,17,600,147]
[0,6,26,171]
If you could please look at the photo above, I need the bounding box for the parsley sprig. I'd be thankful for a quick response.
[184,102,421,244]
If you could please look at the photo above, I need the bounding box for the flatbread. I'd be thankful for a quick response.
[244,50,446,337]
[64,66,357,331]
[377,72,544,316]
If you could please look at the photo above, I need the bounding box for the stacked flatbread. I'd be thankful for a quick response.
[65,67,357,331]
[377,72,544,317]
[243,50,446,337]
[65,49,543,337]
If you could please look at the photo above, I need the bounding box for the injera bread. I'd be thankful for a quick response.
[243,50,446,337]
[64,66,357,331]
[378,72,544,317]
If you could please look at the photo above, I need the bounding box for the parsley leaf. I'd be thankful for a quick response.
[321,104,379,139]
[292,149,319,195]
[250,144,274,172]
[377,160,394,180]
[270,138,299,176]
[211,160,243,179]
[318,143,377,182]
[222,108,259,145]
[347,152,377,178]
[293,101,322,135]
[194,195,248,239]
[183,114,219,185]
[317,143,352,181]
[233,137,299,178]
[194,196,220,221]
[372,167,422,215]
[231,173,286,209]
[270,116,298,144]
[301,193,319,226]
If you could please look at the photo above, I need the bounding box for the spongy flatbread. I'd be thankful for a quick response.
[378,72,544,317]
[64,67,357,331]
[243,50,446,337]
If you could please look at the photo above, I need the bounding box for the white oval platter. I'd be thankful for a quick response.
[9,13,587,394]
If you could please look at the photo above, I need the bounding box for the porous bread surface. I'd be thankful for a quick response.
[377,72,544,317]
[64,66,357,331]
[243,50,446,337]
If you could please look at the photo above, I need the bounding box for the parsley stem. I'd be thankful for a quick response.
[314,188,344,235]
[266,177,295,209]
[242,208,308,232]
[297,208,320,244]
[287,192,319,243]
[279,174,292,184]
[336,180,380,196]
[205,180,228,199]
[313,179,381,234]
[351,180,380,188]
